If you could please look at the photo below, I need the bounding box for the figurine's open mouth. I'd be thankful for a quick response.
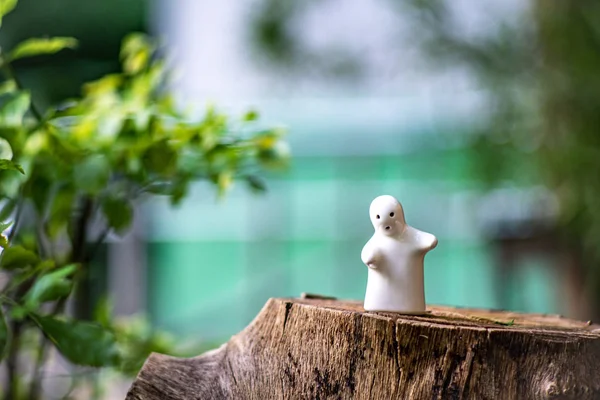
[385,226,390,230]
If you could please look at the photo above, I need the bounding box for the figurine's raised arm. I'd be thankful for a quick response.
[361,240,381,269]
[405,226,438,252]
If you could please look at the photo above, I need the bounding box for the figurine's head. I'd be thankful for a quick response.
[369,195,406,236]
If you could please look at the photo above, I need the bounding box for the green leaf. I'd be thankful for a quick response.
[5,261,52,294]
[30,313,119,367]
[0,138,12,160]
[0,80,16,96]
[120,33,153,75]
[0,220,12,232]
[170,179,188,206]
[243,110,259,122]
[216,170,233,196]
[0,199,15,221]
[0,306,8,361]
[257,141,291,170]
[23,264,76,309]
[45,187,74,239]
[9,37,78,61]
[73,155,110,194]
[245,175,267,193]
[28,173,51,214]
[0,91,30,127]
[142,181,172,195]
[0,160,24,174]
[101,196,133,233]
[1,245,38,270]
[23,130,49,156]
[10,305,27,320]
[142,141,177,175]
[0,0,17,27]
[94,296,113,328]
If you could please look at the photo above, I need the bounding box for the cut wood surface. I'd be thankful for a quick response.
[126,297,600,400]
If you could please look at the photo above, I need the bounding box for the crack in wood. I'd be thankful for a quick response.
[391,321,401,375]
[462,346,476,397]
[344,313,364,394]
[368,374,376,396]
[282,301,293,334]
[227,359,237,387]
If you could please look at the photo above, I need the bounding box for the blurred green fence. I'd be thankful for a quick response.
[142,98,558,339]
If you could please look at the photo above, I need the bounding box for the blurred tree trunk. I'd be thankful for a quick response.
[533,0,600,320]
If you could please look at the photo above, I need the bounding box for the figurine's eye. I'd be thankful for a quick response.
[376,215,380,219]
[390,212,395,217]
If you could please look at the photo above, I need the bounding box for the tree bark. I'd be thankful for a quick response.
[126,297,600,400]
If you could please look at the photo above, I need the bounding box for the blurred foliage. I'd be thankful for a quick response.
[248,0,363,79]
[402,0,600,313]
[251,0,600,314]
[0,0,146,110]
[250,0,302,66]
[0,1,288,398]
[399,0,541,185]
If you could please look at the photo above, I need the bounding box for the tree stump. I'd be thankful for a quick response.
[126,297,600,399]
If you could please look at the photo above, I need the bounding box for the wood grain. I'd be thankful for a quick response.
[126,298,600,399]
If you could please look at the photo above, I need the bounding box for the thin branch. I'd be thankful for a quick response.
[5,320,22,400]
[28,332,46,400]
[0,295,20,307]
[71,196,93,264]
[28,295,69,400]
[86,226,111,264]
[30,194,98,399]
[4,285,31,399]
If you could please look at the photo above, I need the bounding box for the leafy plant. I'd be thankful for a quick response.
[0,1,288,398]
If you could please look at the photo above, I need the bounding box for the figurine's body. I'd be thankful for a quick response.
[361,195,437,314]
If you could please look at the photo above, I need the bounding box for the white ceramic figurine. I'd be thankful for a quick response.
[361,195,437,314]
